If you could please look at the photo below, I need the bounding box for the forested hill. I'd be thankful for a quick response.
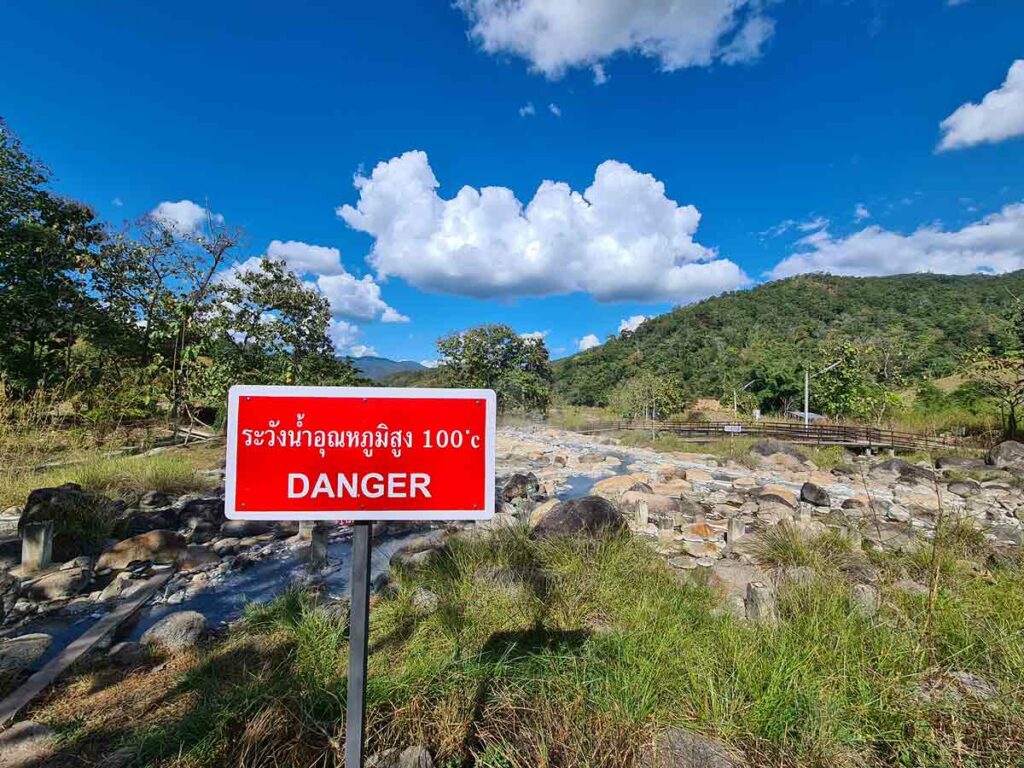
[554,272,1024,407]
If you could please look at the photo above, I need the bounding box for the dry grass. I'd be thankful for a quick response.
[0,438,223,509]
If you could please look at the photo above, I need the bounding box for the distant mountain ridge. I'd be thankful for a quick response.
[346,356,426,381]
[553,271,1024,406]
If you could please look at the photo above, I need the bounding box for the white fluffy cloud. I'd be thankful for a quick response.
[577,334,601,351]
[149,200,223,234]
[519,102,536,117]
[349,344,378,358]
[217,240,408,325]
[854,204,871,222]
[771,202,1024,279]
[618,315,648,333]
[266,240,346,276]
[316,272,409,323]
[337,151,746,303]
[455,0,775,79]
[520,330,549,340]
[328,319,359,350]
[939,60,1024,151]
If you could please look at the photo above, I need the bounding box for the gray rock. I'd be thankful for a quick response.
[140,490,176,511]
[895,579,929,597]
[628,481,655,494]
[178,496,225,528]
[366,746,434,768]
[850,584,880,617]
[220,519,275,538]
[530,496,625,539]
[212,537,241,556]
[800,482,830,508]
[935,456,987,470]
[0,721,56,768]
[97,530,187,570]
[502,472,540,502]
[410,587,440,613]
[0,632,52,673]
[989,440,1024,471]
[187,520,217,543]
[141,610,207,652]
[0,571,20,620]
[948,670,999,700]
[578,452,607,464]
[23,566,90,600]
[648,727,743,768]
[871,459,935,485]
[948,480,981,498]
[178,545,222,570]
[750,439,807,462]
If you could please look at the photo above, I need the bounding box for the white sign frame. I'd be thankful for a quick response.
[224,384,497,522]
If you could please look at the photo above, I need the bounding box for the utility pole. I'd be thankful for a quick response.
[804,369,810,428]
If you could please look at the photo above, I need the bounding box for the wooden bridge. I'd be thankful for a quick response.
[575,419,961,453]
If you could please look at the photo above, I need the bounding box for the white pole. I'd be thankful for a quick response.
[804,369,809,428]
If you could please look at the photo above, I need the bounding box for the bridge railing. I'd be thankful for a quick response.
[574,419,960,452]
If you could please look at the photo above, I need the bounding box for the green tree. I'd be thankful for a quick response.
[193,258,361,405]
[609,371,685,421]
[813,342,901,424]
[0,119,104,395]
[435,324,552,412]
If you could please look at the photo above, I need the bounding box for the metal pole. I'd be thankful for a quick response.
[804,370,809,428]
[345,521,372,768]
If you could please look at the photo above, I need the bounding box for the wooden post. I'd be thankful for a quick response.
[727,516,745,544]
[636,499,649,527]
[21,521,53,573]
[745,582,777,624]
[309,523,328,572]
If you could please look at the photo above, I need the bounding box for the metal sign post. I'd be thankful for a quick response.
[345,521,372,768]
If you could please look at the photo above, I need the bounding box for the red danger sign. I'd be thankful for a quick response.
[225,385,496,521]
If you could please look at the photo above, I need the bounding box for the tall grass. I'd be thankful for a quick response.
[42,526,1024,767]
[0,446,221,508]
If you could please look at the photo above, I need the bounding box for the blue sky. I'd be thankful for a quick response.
[3,1,1024,363]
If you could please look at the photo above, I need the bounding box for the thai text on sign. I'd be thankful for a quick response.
[225,385,497,521]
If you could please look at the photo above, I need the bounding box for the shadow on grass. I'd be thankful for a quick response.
[460,628,591,768]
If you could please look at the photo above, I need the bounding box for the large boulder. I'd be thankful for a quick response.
[530,496,625,539]
[23,567,91,601]
[0,633,52,675]
[800,482,830,508]
[751,439,807,463]
[140,610,207,652]
[502,472,540,502]
[97,530,187,570]
[989,441,1024,472]
[18,484,116,560]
